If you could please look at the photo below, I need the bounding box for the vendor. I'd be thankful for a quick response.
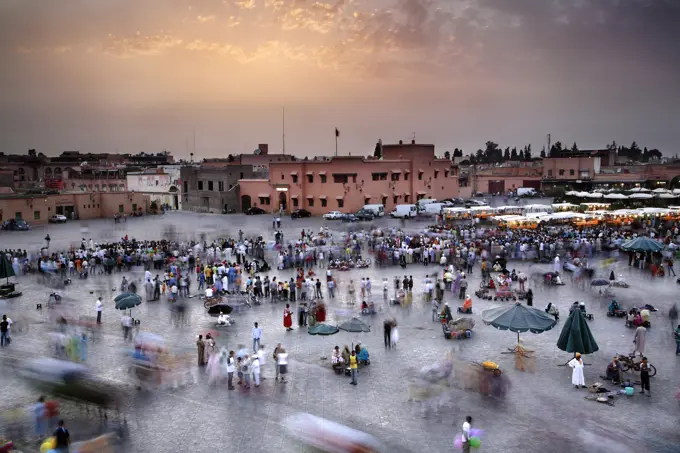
[545,302,559,320]
[608,300,620,313]
[205,286,214,298]
[605,357,622,384]
[331,346,344,367]
[459,295,472,314]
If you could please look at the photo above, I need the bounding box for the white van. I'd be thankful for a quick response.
[421,203,444,216]
[391,204,417,218]
[417,198,438,210]
[362,204,385,217]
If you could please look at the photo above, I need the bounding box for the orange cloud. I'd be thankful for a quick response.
[104,32,183,57]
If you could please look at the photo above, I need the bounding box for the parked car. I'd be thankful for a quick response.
[354,209,375,221]
[291,209,312,219]
[323,211,343,220]
[1,219,31,231]
[244,207,266,215]
[341,213,358,222]
[49,214,68,223]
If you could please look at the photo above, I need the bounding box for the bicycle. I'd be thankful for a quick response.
[618,353,657,376]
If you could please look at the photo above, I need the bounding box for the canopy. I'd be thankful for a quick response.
[652,188,669,193]
[308,323,339,335]
[603,193,628,199]
[0,253,15,283]
[628,187,650,192]
[556,308,599,355]
[620,237,664,253]
[114,292,142,310]
[657,193,677,199]
[207,304,233,316]
[482,303,557,333]
[584,192,603,198]
[338,317,370,333]
[590,279,610,287]
[629,193,653,199]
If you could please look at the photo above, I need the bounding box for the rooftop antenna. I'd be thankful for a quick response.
[282,107,286,155]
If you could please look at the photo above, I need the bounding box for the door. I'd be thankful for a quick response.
[522,180,541,190]
[173,195,179,210]
[241,195,252,211]
[488,180,505,194]
[56,206,64,215]
[278,191,287,212]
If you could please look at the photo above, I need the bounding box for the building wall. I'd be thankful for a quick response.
[0,192,150,224]
[238,146,457,215]
[543,157,600,180]
[180,165,255,213]
[126,171,181,209]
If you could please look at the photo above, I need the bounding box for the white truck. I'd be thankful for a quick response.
[390,204,417,218]
[516,187,537,197]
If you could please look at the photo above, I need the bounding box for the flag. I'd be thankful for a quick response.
[335,128,340,138]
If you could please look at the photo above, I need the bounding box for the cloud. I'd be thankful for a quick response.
[196,15,216,22]
[104,32,184,57]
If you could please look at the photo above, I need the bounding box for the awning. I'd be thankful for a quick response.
[364,194,371,198]
[403,192,411,196]
[306,171,314,175]
[318,195,327,199]
[318,171,327,175]
[258,193,270,198]
[290,194,299,198]
[391,169,402,173]
[335,196,344,200]
[417,190,427,194]
[393,192,400,196]
[306,195,314,199]
[289,171,298,175]
[381,193,389,197]
[418,169,424,173]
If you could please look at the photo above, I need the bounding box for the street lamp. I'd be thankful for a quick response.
[190,152,194,163]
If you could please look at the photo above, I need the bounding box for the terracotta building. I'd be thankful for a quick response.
[238,141,457,215]
[180,164,256,213]
[0,191,151,224]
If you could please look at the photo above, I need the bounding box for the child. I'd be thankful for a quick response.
[161,282,167,295]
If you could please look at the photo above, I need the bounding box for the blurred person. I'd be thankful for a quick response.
[226,350,236,390]
[349,350,358,386]
[196,334,206,366]
[33,396,46,438]
[283,304,293,331]
[241,354,252,389]
[461,416,472,453]
[0,315,9,347]
[383,319,392,349]
[256,345,267,380]
[53,419,70,452]
[277,345,288,383]
[252,322,262,353]
[568,353,586,389]
[251,354,261,387]
[95,297,102,324]
[640,357,652,396]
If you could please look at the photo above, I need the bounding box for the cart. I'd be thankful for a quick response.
[494,284,517,301]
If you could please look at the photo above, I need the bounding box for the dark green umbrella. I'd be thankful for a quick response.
[556,307,599,355]
[308,323,339,336]
[620,237,664,253]
[482,303,557,354]
[0,253,16,284]
[114,292,142,310]
[338,317,370,333]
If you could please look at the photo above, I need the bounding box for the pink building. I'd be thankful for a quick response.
[238,142,458,215]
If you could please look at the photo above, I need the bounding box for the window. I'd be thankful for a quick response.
[218,181,224,191]
[307,174,314,183]
[548,170,553,177]
[559,169,565,176]
[404,172,409,181]
[320,198,326,207]
[259,197,270,205]
[405,195,410,203]
[569,169,575,176]
[320,175,327,183]
[337,199,344,208]
[434,171,439,179]
[417,194,425,201]
[281,174,284,180]
[308,198,315,207]
[333,174,349,184]
[15,212,22,220]
[391,173,400,181]
[118,205,124,213]
[94,185,99,191]
[292,198,299,207]
[418,172,424,180]
[292,175,298,184]
[34,210,40,220]
[184,194,188,202]
[352,175,357,183]
[229,184,234,190]
[372,173,388,181]
[155,180,159,186]
[382,196,388,205]
[240,172,244,179]
[393,196,398,204]
[444,170,449,178]
[364,198,371,204]
[183,181,188,192]
[132,204,137,212]
[208,181,214,191]
[198,181,204,190]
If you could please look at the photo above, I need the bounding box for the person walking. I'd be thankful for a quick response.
[95,297,102,324]
[383,319,392,349]
[633,324,647,356]
[226,350,236,390]
[196,335,206,366]
[273,343,283,381]
[461,415,472,453]
[276,345,288,383]
[251,354,261,387]
[349,350,358,385]
[568,353,586,388]
[674,324,680,356]
[252,322,262,353]
[53,420,70,452]
[283,304,293,331]
[0,315,9,347]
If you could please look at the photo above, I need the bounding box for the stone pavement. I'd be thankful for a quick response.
[0,210,679,452]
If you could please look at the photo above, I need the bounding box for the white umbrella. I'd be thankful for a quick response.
[575,192,590,197]
[672,189,680,195]
[565,191,579,196]
[629,193,653,199]
[652,188,669,193]
[585,192,604,198]
[628,187,650,193]
[604,193,629,199]
[656,193,677,199]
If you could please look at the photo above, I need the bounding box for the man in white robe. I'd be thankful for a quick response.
[568,353,586,388]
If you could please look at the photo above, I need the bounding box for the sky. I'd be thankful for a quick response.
[1,0,679,159]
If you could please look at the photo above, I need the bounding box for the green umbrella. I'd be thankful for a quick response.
[482,302,557,354]
[556,307,599,355]
[620,237,664,253]
[114,292,142,310]
[308,323,339,336]
[0,253,16,284]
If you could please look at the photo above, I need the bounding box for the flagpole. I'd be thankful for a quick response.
[335,127,338,156]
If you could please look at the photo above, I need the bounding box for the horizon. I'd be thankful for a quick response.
[1,0,678,158]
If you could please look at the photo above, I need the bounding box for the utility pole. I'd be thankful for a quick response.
[282,107,286,155]
[547,133,551,156]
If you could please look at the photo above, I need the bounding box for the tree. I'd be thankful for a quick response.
[550,141,563,155]
[524,145,532,161]
[540,146,546,158]
[468,156,476,165]
[607,141,617,150]
[503,147,510,161]
[374,141,382,159]
[484,141,501,163]
[570,142,579,153]
[444,150,451,160]
[453,148,463,158]
[519,150,525,161]
[227,154,235,162]
[510,147,518,161]
[648,149,662,160]
[475,149,484,162]
[28,149,37,157]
